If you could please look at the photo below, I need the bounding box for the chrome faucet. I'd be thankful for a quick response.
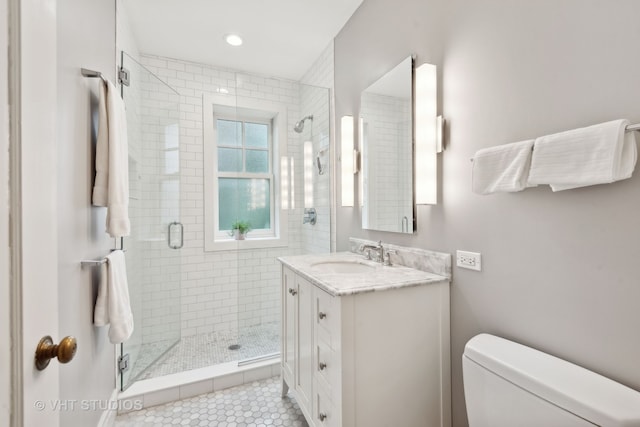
[359,240,384,263]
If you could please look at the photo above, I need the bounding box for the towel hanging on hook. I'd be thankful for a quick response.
[82,68,131,238]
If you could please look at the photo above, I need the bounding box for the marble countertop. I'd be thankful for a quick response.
[277,252,449,297]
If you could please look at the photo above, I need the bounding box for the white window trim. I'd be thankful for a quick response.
[203,93,288,251]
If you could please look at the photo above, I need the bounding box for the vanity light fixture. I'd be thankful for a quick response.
[358,117,364,207]
[341,115,355,207]
[224,33,243,47]
[415,63,438,205]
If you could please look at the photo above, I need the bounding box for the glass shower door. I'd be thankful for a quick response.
[120,52,182,389]
[236,82,331,363]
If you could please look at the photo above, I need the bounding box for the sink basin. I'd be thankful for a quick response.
[310,260,377,274]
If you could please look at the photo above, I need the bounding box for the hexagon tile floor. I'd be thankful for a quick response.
[114,376,309,427]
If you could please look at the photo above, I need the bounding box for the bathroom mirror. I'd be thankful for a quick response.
[360,56,415,233]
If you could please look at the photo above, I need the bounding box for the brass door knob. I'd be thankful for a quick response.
[35,336,77,371]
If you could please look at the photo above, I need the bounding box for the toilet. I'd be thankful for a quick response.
[463,334,640,426]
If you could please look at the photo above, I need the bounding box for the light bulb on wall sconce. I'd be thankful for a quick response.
[280,157,290,210]
[415,62,438,205]
[341,115,355,207]
[303,141,314,208]
[436,115,444,153]
[224,33,243,47]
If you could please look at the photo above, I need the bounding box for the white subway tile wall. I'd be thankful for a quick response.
[300,42,335,253]
[298,84,330,255]
[136,46,334,342]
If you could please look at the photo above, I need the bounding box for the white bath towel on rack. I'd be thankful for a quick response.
[94,250,134,344]
[472,139,535,195]
[527,119,637,191]
[92,79,131,237]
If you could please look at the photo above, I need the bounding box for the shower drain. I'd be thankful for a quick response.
[228,344,241,350]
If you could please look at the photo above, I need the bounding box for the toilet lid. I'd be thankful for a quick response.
[464,334,640,427]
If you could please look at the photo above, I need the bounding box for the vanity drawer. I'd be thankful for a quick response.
[315,287,338,341]
[313,381,337,427]
[315,337,338,392]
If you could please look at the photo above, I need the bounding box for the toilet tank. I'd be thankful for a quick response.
[463,334,640,427]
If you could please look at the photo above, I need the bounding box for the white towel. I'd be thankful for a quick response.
[472,139,535,195]
[94,250,134,344]
[527,119,637,191]
[92,80,131,237]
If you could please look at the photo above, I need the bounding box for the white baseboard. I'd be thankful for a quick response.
[96,388,118,427]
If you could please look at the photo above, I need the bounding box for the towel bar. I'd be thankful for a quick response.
[81,259,106,268]
[80,249,126,268]
[81,68,107,84]
[470,122,640,162]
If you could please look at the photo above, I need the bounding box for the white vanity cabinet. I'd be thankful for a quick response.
[281,266,314,417]
[280,262,451,427]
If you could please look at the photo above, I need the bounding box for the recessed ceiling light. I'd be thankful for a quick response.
[224,34,243,47]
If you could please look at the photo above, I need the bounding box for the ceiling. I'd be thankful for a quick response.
[122,0,364,81]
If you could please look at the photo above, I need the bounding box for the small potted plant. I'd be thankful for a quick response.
[230,220,251,240]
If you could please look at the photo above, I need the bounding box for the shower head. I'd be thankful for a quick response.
[294,115,313,133]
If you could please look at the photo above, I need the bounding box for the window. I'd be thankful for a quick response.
[215,118,273,236]
[203,94,288,251]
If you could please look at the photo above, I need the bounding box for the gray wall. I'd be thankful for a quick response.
[57,0,117,425]
[335,1,640,425]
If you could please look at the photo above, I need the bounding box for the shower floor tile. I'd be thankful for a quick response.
[128,322,280,382]
[115,376,308,427]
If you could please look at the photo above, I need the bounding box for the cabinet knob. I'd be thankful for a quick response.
[319,413,327,422]
[318,311,326,320]
[288,288,297,296]
[319,362,327,371]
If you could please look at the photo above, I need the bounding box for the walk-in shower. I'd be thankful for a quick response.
[116,49,332,391]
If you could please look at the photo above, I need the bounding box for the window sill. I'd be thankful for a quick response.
[204,236,288,252]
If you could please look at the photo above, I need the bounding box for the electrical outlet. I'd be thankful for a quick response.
[456,250,482,271]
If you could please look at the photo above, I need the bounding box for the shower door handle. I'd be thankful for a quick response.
[168,221,184,249]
